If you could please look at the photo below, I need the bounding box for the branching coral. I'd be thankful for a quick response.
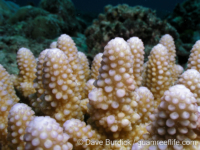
[57,34,86,99]
[177,69,200,105]
[91,53,103,80]
[159,34,176,66]
[1,33,200,150]
[7,103,35,149]
[88,37,139,134]
[0,65,19,147]
[0,81,14,145]
[28,49,50,114]
[14,47,37,97]
[143,44,172,104]
[134,87,154,124]
[63,118,103,150]
[50,41,57,48]
[147,84,198,141]
[173,64,184,83]
[39,48,83,124]
[159,34,183,83]
[187,40,200,71]
[132,85,200,150]
[127,37,144,87]
[84,79,95,98]
[0,64,19,103]
[78,51,90,81]
[33,49,49,97]
[24,116,73,150]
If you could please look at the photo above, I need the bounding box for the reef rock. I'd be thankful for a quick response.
[167,0,200,44]
[85,4,188,62]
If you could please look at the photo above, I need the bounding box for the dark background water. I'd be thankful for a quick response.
[7,0,186,13]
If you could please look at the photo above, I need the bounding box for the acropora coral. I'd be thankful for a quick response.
[1,33,200,150]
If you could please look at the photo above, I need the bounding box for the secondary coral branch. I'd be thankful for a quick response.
[127,37,144,87]
[88,37,139,134]
[7,103,35,149]
[143,44,172,105]
[57,34,86,99]
[15,48,37,97]
[39,48,83,124]
[24,116,73,150]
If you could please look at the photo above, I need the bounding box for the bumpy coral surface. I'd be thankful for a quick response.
[84,79,95,98]
[143,44,172,103]
[39,48,83,124]
[187,40,200,71]
[127,37,144,87]
[0,65,19,146]
[88,37,139,133]
[177,69,200,105]
[33,49,50,97]
[159,34,176,66]
[28,49,50,114]
[173,64,184,83]
[57,34,86,99]
[7,103,35,150]
[24,116,73,150]
[0,65,19,103]
[159,34,183,83]
[50,41,57,48]
[133,85,200,150]
[91,53,103,80]
[15,47,37,97]
[1,33,200,150]
[0,82,14,144]
[63,118,103,150]
[147,85,198,141]
[78,51,90,81]
[134,87,154,124]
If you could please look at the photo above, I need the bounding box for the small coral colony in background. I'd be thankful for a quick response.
[1,32,200,150]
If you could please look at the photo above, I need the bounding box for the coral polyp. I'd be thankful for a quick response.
[1,33,200,150]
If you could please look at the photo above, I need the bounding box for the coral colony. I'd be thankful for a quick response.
[1,33,200,150]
